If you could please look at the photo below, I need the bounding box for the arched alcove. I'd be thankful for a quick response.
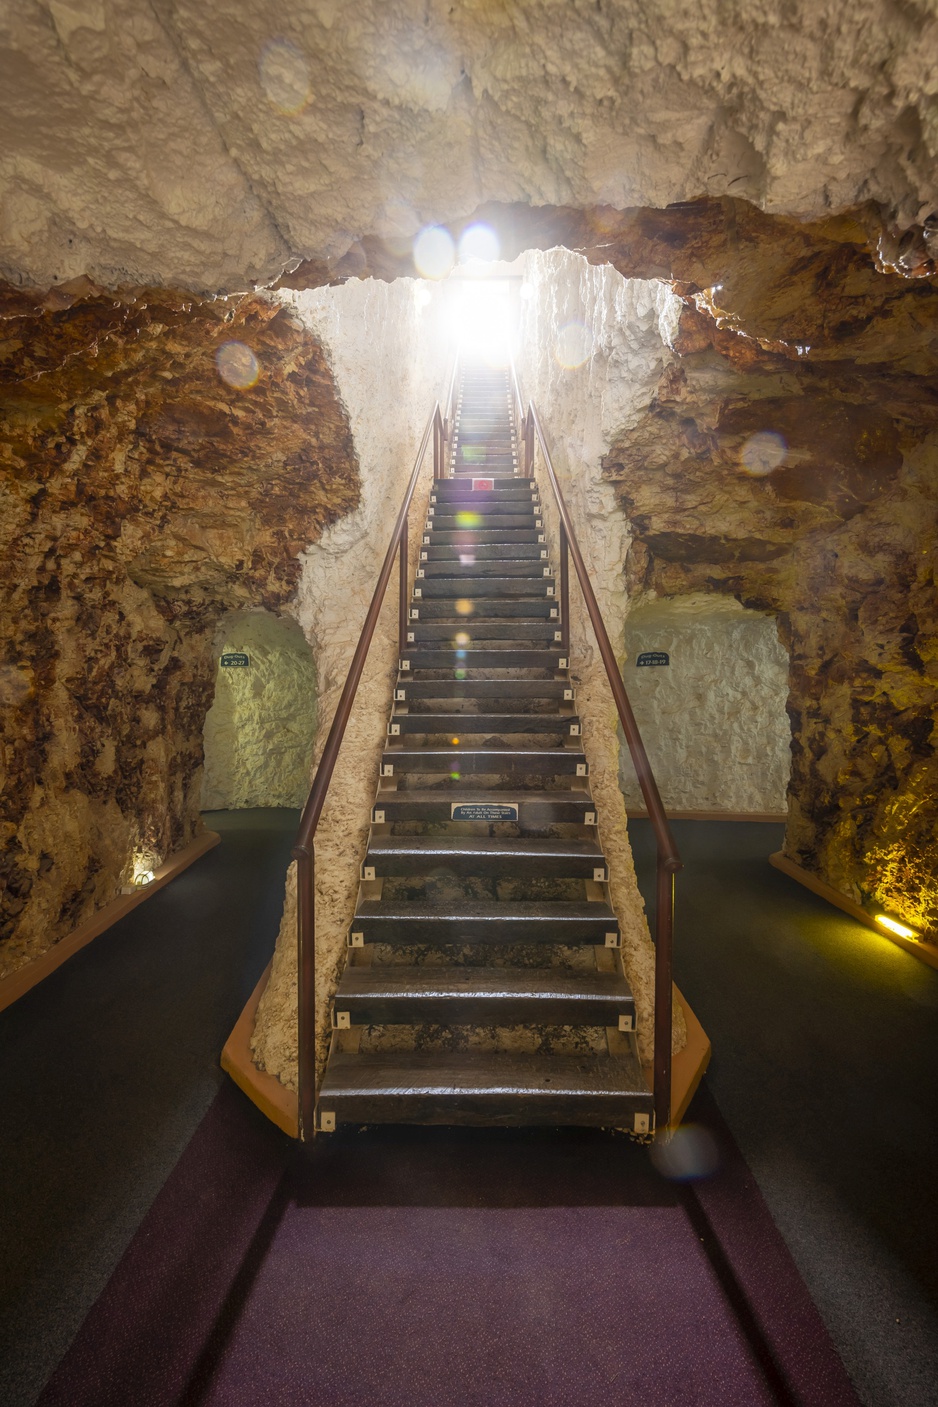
[620,595,791,816]
[201,610,316,811]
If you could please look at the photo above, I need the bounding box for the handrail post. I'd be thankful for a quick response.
[559,523,570,654]
[654,862,675,1131]
[295,845,315,1140]
[399,515,409,655]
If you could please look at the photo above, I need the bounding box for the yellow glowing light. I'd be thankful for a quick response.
[875,914,919,941]
[451,737,460,746]
[454,632,471,648]
[455,511,482,528]
[455,598,474,615]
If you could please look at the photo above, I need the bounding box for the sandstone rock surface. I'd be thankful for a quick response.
[0,285,357,977]
[2,3,938,292]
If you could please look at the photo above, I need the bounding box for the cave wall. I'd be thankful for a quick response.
[620,596,790,815]
[609,305,938,937]
[201,609,317,811]
[0,286,358,978]
[251,276,451,1089]
[3,2,937,293]
[513,249,686,1058]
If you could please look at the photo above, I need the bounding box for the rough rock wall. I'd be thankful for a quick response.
[3,2,938,292]
[620,596,790,815]
[0,285,357,977]
[201,609,317,810]
[515,249,686,1057]
[611,305,938,938]
[251,276,450,1088]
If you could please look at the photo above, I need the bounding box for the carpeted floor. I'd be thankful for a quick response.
[2,812,935,1405]
[36,1079,858,1407]
[0,809,300,1407]
[628,819,938,1407]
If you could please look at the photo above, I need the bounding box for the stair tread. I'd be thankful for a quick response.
[367,836,603,860]
[354,898,615,920]
[320,1050,650,1099]
[336,966,633,1001]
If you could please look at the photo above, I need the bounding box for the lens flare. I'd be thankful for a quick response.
[258,38,311,115]
[740,431,786,476]
[454,632,471,647]
[455,511,482,528]
[451,737,460,746]
[450,770,461,779]
[458,222,500,263]
[413,225,455,280]
[519,282,534,301]
[554,321,593,369]
[216,341,259,389]
[649,1124,720,1181]
[455,598,474,615]
[414,285,432,308]
[458,556,476,568]
[454,668,467,680]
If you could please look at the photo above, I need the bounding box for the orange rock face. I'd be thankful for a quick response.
[606,302,937,939]
[0,286,357,976]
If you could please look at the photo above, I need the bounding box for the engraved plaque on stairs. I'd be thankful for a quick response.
[450,801,519,822]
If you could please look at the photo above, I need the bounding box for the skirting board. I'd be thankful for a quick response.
[0,830,221,1015]
[221,969,710,1139]
[628,809,787,823]
[769,850,938,972]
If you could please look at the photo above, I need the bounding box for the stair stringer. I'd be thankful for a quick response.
[250,472,434,1093]
[529,446,686,1064]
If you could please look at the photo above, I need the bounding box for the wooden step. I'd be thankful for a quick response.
[333,966,635,1027]
[380,747,587,776]
[388,710,578,734]
[410,598,557,620]
[406,622,563,644]
[414,578,554,598]
[428,514,536,532]
[424,529,543,545]
[349,898,618,946]
[371,788,595,824]
[400,648,567,670]
[417,560,549,578]
[395,679,574,701]
[317,1051,653,1130]
[362,836,607,880]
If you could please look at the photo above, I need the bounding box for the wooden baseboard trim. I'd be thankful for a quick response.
[223,973,710,1141]
[628,809,787,823]
[221,962,299,1138]
[769,851,938,971]
[0,830,221,1015]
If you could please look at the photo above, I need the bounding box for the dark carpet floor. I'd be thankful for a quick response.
[1,811,935,1406]
[628,818,938,1407]
[0,809,300,1407]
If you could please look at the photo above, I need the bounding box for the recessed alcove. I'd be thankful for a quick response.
[201,610,316,811]
[619,595,791,817]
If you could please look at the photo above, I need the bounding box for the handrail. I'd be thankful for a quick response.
[292,363,455,1140]
[508,358,682,1130]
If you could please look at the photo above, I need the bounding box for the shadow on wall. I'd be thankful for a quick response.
[620,595,791,815]
[201,611,316,810]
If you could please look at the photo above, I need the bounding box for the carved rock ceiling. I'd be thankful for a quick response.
[2,0,938,293]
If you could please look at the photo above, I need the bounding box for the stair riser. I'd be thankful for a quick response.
[381,753,587,775]
[417,561,550,578]
[395,680,574,700]
[335,996,633,1026]
[414,580,554,598]
[349,918,617,945]
[389,713,578,732]
[372,798,594,824]
[428,516,537,531]
[319,1093,652,1128]
[364,855,605,879]
[423,531,543,544]
[406,625,563,643]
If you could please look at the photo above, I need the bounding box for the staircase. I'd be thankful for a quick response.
[316,360,655,1133]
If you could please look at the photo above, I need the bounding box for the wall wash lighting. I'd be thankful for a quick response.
[875,914,919,941]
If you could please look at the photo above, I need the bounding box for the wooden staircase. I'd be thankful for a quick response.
[317,362,655,1133]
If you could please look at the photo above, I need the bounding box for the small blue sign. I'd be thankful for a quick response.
[636,651,669,667]
[221,652,250,668]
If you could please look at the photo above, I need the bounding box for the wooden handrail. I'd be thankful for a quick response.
[292,371,452,1141]
[509,359,682,1129]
